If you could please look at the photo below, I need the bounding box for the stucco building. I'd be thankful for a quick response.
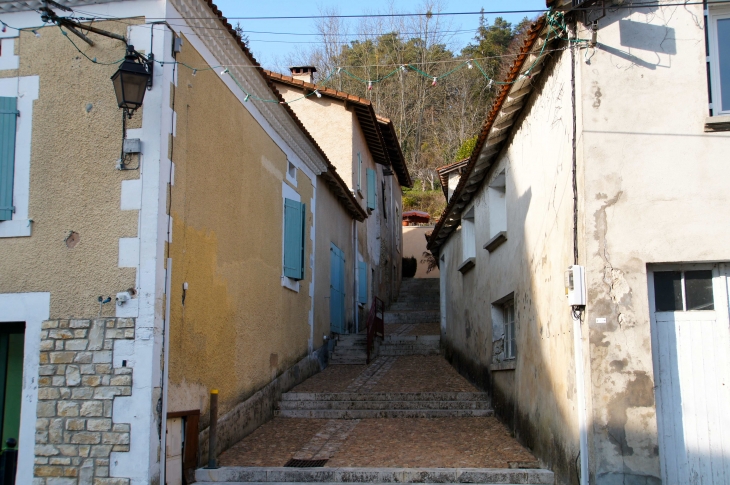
[267,69,412,335]
[428,2,730,485]
[0,0,395,484]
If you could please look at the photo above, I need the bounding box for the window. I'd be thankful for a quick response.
[458,207,476,273]
[283,198,306,280]
[484,171,507,253]
[286,160,297,185]
[356,152,362,195]
[503,301,516,359]
[0,97,18,222]
[358,261,368,305]
[653,269,714,312]
[381,180,387,220]
[707,4,730,115]
[366,168,376,211]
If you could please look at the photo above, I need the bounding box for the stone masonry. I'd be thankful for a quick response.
[33,318,135,485]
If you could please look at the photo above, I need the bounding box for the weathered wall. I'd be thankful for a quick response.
[578,5,730,484]
[440,49,580,484]
[166,37,314,425]
[0,23,138,318]
[403,226,439,278]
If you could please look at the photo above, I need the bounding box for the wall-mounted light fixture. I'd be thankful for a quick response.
[111,45,153,118]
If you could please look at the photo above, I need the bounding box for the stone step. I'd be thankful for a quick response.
[390,303,440,311]
[275,409,495,418]
[195,467,554,484]
[281,392,490,401]
[379,348,440,356]
[383,335,440,342]
[278,400,492,411]
[384,311,440,324]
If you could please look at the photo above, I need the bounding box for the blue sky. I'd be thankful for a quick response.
[213,0,548,69]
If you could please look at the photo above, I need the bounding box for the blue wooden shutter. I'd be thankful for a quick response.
[0,97,18,221]
[358,261,368,304]
[366,168,376,210]
[357,153,362,192]
[284,198,305,280]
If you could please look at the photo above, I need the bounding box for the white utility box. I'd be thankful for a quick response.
[565,265,586,306]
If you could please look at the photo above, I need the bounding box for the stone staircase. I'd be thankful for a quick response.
[384,278,440,325]
[329,334,369,365]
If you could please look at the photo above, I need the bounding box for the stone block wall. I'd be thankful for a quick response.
[33,318,135,485]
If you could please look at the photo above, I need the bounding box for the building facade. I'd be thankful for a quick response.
[429,2,730,485]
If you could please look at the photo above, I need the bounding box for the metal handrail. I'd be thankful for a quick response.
[366,296,385,364]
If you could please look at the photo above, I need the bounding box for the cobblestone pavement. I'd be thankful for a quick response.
[219,417,536,468]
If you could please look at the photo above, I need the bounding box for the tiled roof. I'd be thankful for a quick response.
[427,16,552,252]
[265,71,413,189]
[436,158,469,198]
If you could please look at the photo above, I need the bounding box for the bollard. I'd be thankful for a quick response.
[207,389,219,469]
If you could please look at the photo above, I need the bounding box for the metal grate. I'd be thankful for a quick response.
[284,458,328,468]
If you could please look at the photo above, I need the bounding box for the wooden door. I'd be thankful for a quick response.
[649,265,730,484]
[330,244,345,334]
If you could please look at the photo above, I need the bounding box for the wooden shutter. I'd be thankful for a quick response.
[366,168,376,210]
[284,198,305,280]
[358,261,368,304]
[0,97,18,221]
[357,153,362,191]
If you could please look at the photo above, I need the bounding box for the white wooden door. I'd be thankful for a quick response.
[165,417,184,485]
[649,265,730,485]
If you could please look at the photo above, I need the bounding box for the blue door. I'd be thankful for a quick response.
[330,244,346,333]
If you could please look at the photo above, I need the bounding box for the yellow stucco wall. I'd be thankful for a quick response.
[403,226,439,278]
[0,23,138,319]
[165,37,313,418]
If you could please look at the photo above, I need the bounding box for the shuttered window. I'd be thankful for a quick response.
[358,261,368,304]
[366,168,376,211]
[283,198,306,280]
[0,97,18,221]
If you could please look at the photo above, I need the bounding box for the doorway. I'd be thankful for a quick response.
[330,243,346,334]
[649,264,730,484]
[0,322,24,485]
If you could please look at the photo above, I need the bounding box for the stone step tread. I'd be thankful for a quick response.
[276,409,495,418]
[195,467,553,484]
[383,335,440,341]
[278,401,493,410]
[282,392,490,401]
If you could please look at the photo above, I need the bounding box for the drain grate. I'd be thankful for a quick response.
[284,458,328,468]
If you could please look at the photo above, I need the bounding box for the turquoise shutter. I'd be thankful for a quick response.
[366,168,376,210]
[357,153,362,192]
[0,97,18,221]
[358,261,368,304]
[284,198,305,280]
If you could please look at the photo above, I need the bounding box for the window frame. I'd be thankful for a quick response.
[707,4,730,116]
[649,263,718,314]
[503,301,516,360]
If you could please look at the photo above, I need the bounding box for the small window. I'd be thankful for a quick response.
[653,269,714,312]
[286,161,297,185]
[707,5,730,115]
[503,301,516,359]
[488,171,506,239]
[366,168,376,211]
[461,207,476,261]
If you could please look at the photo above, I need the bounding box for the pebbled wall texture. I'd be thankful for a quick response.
[33,317,135,485]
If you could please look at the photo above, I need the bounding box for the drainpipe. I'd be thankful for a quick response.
[353,219,359,332]
[570,24,589,485]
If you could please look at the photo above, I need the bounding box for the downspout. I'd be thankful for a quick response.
[570,24,589,485]
[353,219,359,332]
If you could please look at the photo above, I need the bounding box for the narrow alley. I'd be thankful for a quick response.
[195,279,553,484]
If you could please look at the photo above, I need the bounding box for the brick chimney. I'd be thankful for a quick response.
[289,66,317,84]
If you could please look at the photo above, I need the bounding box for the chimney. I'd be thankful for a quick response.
[289,66,317,84]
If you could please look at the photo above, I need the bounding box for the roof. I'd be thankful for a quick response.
[436,158,469,198]
[403,211,431,222]
[427,16,552,252]
[265,70,413,188]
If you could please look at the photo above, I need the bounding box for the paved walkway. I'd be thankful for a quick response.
[218,355,537,469]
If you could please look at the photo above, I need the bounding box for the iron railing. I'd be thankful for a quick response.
[366,297,385,364]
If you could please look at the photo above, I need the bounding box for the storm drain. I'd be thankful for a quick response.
[284,458,328,467]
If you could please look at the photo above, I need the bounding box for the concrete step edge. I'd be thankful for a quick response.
[281,392,490,401]
[277,410,496,418]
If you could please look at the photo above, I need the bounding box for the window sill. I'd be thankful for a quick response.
[705,114,730,132]
[0,219,32,238]
[484,231,507,253]
[357,189,363,199]
[490,359,516,371]
[457,257,475,274]
[281,276,300,293]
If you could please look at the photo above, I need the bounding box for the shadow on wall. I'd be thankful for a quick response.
[403,226,439,278]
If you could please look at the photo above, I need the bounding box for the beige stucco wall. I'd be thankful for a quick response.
[403,226,439,278]
[165,37,313,419]
[0,22,138,319]
[439,48,580,484]
[579,5,730,484]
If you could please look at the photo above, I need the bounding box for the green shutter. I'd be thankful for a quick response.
[366,168,376,211]
[284,198,305,280]
[358,261,368,304]
[0,97,18,221]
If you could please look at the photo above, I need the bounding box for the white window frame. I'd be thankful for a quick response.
[0,76,38,238]
[648,263,719,314]
[503,300,516,360]
[286,159,298,187]
[708,4,730,116]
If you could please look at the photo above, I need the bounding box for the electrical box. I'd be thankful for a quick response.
[123,138,142,154]
[565,265,586,306]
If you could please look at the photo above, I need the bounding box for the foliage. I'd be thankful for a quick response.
[402,256,418,278]
[402,186,446,221]
[454,135,478,162]
[234,22,249,47]
[420,251,438,274]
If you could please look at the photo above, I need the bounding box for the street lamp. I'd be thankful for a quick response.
[111,45,152,117]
